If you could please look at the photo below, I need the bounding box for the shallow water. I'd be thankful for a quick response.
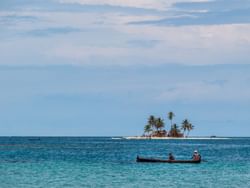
[0,137,250,188]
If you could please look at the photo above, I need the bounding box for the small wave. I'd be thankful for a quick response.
[111,137,122,140]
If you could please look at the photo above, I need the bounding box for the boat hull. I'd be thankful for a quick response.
[136,156,201,163]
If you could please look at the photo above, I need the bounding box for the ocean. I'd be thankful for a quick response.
[0,137,250,188]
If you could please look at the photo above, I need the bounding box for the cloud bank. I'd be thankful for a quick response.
[58,0,212,11]
[0,0,250,66]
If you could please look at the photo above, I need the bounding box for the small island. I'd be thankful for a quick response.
[142,111,194,138]
[122,111,227,140]
[125,111,194,139]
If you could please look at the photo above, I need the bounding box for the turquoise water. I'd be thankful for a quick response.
[1,137,250,188]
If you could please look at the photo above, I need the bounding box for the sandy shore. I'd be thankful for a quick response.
[121,136,229,140]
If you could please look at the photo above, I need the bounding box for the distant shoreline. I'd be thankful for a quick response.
[120,136,230,140]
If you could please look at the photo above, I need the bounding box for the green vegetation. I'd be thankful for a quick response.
[181,119,194,137]
[169,123,181,137]
[143,112,194,137]
[168,111,175,127]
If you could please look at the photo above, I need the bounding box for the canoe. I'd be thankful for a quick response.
[136,156,201,163]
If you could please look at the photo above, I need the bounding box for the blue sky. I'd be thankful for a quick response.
[0,0,250,136]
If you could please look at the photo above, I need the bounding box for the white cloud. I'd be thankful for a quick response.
[58,0,212,11]
[115,23,250,65]
[156,81,250,102]
[1,8,250,66]
[49,45,129,62]
[43,12,250,66]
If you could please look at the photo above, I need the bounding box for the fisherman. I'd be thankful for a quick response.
[192,150,201,161]
[168,152,175,160]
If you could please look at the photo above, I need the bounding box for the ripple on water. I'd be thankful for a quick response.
[0,137,250,188]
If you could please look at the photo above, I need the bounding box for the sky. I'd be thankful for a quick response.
[0,0,250,136]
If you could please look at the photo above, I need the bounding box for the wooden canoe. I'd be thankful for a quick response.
[136,156,201,163]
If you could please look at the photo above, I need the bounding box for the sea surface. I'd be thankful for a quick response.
[0,137,250,188]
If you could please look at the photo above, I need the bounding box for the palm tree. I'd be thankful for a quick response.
[187,123,194,137]
[168,111,175,127]
[169,124,181,137]
[144,124,152,136]
[181,119,189,137]
[146,115,156,136]
[148,115,156,129]
[155,118,165,131]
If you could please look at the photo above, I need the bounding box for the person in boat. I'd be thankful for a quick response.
[168,153,175,160]
[192,150,201,161]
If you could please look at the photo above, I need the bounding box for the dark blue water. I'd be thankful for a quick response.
[0,137,250,187]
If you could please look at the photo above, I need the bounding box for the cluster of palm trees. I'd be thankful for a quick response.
[144,112,194,137]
